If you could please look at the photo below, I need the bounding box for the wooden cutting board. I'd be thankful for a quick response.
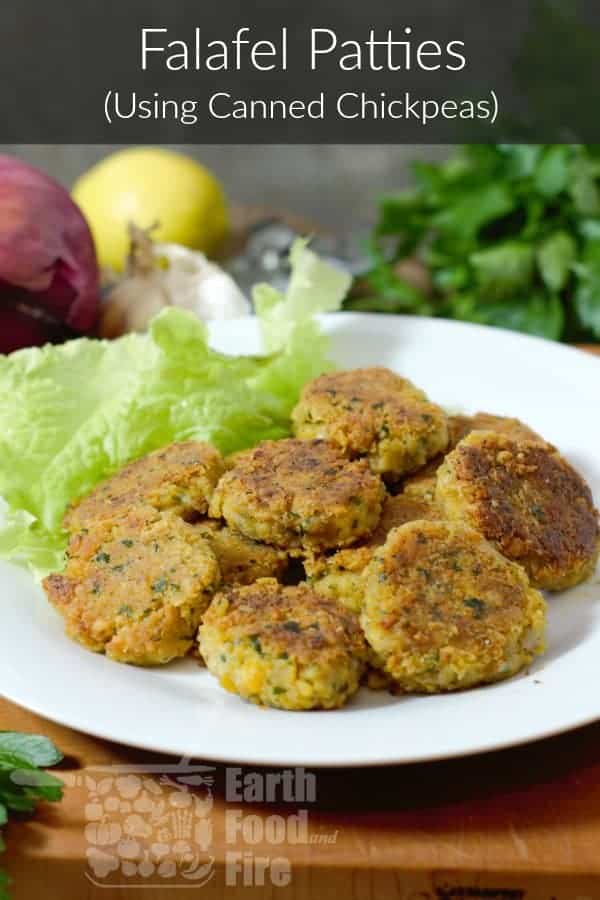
[2,345,600,900]
[4,697,600,899]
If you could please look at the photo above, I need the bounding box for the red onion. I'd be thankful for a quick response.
[0,156,100,352]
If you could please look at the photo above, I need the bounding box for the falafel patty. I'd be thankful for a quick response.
[436,431,600,590]
[209,439,385,553]
[306,491,440,614]
[44,509,220,665]
[194,520,288,586]
[402,464,440,503]
[361,520,546,693]
[63,441,224,531]
[401,412,547,501]
[448,412,548,447]
[199,578,367,710]
[291,367,448,478]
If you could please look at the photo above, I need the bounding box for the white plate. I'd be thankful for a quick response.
[2,313,600,767]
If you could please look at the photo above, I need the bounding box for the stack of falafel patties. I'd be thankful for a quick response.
[45,366,600,710]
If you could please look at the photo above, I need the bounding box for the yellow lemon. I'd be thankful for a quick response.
[72,147,229,271]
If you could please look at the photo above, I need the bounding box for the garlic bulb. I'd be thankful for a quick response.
[154,242,250,319]
[100,226,250,338]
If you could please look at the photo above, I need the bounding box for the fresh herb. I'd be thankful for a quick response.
[121,539,134,548]
[282,621,301,634]
[464,597,487,619]
[0,732,64,899]
[531,504,547,522]
[249,634,263,655]
[352,144,600,341]
[151,578,168,594]
[94,551,110,564]
[424,650,441,672]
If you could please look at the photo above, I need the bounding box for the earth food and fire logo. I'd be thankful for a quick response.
[61,760,335,889]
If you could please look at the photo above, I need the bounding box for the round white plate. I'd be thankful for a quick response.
[2,313,600,767]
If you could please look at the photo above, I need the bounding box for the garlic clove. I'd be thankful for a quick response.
[156,243,250,319]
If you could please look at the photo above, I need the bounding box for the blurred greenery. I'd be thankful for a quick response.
[351,144,600,341]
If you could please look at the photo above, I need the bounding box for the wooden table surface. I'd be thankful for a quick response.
[3,344,600,900]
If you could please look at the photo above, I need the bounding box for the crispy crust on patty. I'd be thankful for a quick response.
[209,438,385,553]
[45,508,220,665]
[63,441,224,531]
[449,412,549,447]
[194,520,288,586]
[199,578,367,709]
[305,491,441,613]
[436,431,600,590]
[361,520,546,692]
[291,367,448,478]
[402,412,548,500]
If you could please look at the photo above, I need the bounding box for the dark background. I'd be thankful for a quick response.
[1,0,598,142]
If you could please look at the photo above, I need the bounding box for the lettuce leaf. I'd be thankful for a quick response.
[253,239,351,352]
[0,240,349,577]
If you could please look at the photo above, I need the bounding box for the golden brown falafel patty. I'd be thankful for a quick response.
[291,367,448,478]
[199,578,367,709]
[448,412,549,447]
[402,464,440,502]
[305,491,441,614]
[194,520,288,586]
[209,438,385,553]
[436,431,600,591]
[361,520,546,693]
[44,508,220,665]
[402,412,548,500]
[63,441,224,531]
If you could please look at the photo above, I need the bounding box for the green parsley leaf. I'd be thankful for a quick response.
[470,242,535,300]
[362,143,600,342]
[537,231,577,291]
[0,733,62,768]
[464,597,487,619]
[0,732,63,899]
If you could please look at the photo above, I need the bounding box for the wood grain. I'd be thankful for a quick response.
[2,344,600,899]
[4,697,600,898]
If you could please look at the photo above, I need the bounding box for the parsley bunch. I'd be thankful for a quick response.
[352,145,600,341]
[0,732,63,899]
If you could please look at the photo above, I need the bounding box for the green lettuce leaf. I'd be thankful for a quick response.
[253,238,351,352]
[0,241,348,577]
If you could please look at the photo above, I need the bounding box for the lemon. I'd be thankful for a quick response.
[72,148,229,271]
